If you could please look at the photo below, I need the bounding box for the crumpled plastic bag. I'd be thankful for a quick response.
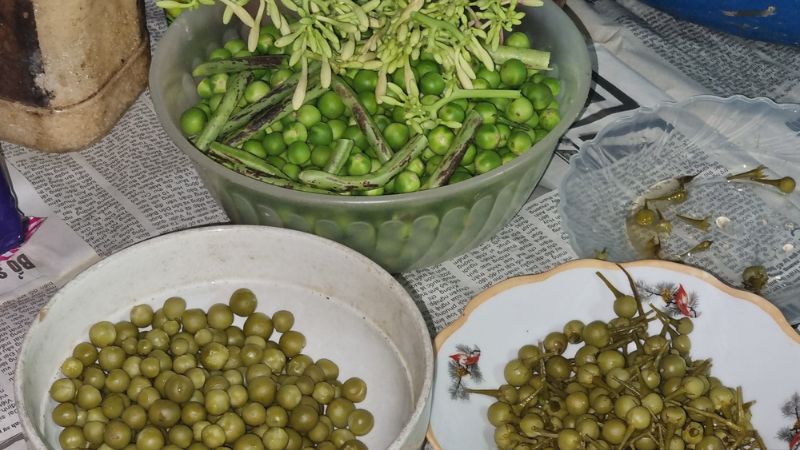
[0,158,25,254]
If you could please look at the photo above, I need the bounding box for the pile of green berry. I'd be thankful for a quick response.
[49,289,374,450]
[477,270,763,450]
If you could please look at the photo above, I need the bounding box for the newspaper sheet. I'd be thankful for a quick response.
[0,0,798,448]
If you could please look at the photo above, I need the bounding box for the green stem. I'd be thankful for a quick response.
[618,264,647,318]
[422,110,482,189]
[208,142,287,179]
[299,134,427,191]
[595,271,625,299]
[427,88,521,114]
[462,388,500,398]
[410,12,465,42]
[323,139,354,175]
[192,55,286,77]
[220,62,319,136]
[489,45,550,69]
[223,86,326,147]
[196,71,252,150]
[331,76,393,163]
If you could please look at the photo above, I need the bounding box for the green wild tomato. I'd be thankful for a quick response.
[407,158,425,176]
[266,156,285,169]
[346,154,371,176]
[507,131,533,155]
[317,91,345,119]
[308,123,333,146]
[542,77,561,96]
[282,163,300,180]
[415,60,439,78]
[357,91,378,115]
[533,128,549,143]
[390,68,407,90]
[476,68,501,89]
[424,155,442,176]
[522,82,554,111]
[310,146,332,168]
[374,115,391,132]
[437,103,465,123]
[261,24,281,38]
[497,127,512,152]
[501,151,516,165]
[474,102,497,125]
[343,126,368,149]
[420,94,439,106]
[196,79,213,99]
[393,171,421,193]
[525,110,540,129]
[391,106,406,123]
[208,48,232,61]
[256,33,274,54]
[242,140,267,159]
[470,78,490,90]
[223,39,246,54]
[262,133,286,156]
[505,97,534,123]
[180,108,207,136]
[383,123,410,151]
[500,59,526,88]
[282,123,307,145]
[474,124,501,150]
[352,70,378,94]
[328,119,347,140]
[420,72,445,95]
[505,32,531,49]
[210,73,228,94]
[428,126,455,155]
[448,168,472,184]
[474,150,502,174]
[297,105,321,128]
[270,69,293,87]
[539,109,560,131]
[287,142,311,165]
[244,81,270,104]
[460,144,477,166]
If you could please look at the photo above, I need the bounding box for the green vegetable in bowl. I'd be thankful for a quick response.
[49,289,373,450]
[175,0,565,195]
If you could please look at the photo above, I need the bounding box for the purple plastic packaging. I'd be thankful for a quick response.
[0,154,25,254]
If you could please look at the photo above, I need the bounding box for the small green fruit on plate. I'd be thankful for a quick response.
[428,259,800,450]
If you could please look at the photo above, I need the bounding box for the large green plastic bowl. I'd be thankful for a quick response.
[150,1,591,273]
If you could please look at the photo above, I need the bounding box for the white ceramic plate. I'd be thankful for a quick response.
[16,226,433,450]
[427,259,800,450]
[558,95,800,325]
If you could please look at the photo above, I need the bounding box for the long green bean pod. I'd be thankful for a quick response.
[223,85,326,148]
[220,62,320,136]
[330,76,393,163]
[195,71,252,151]
[422,111,482,189]
[323,139,354,174]
[192,55,287,77]
[299,134,428,191]
[241,172,330,193]
[208,141,287,179]
[489,45,550,70]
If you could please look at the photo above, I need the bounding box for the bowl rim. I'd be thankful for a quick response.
[425,257,800,449]
[557,94,800,259]
[148,0,592,207]
[14,225,434,450]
